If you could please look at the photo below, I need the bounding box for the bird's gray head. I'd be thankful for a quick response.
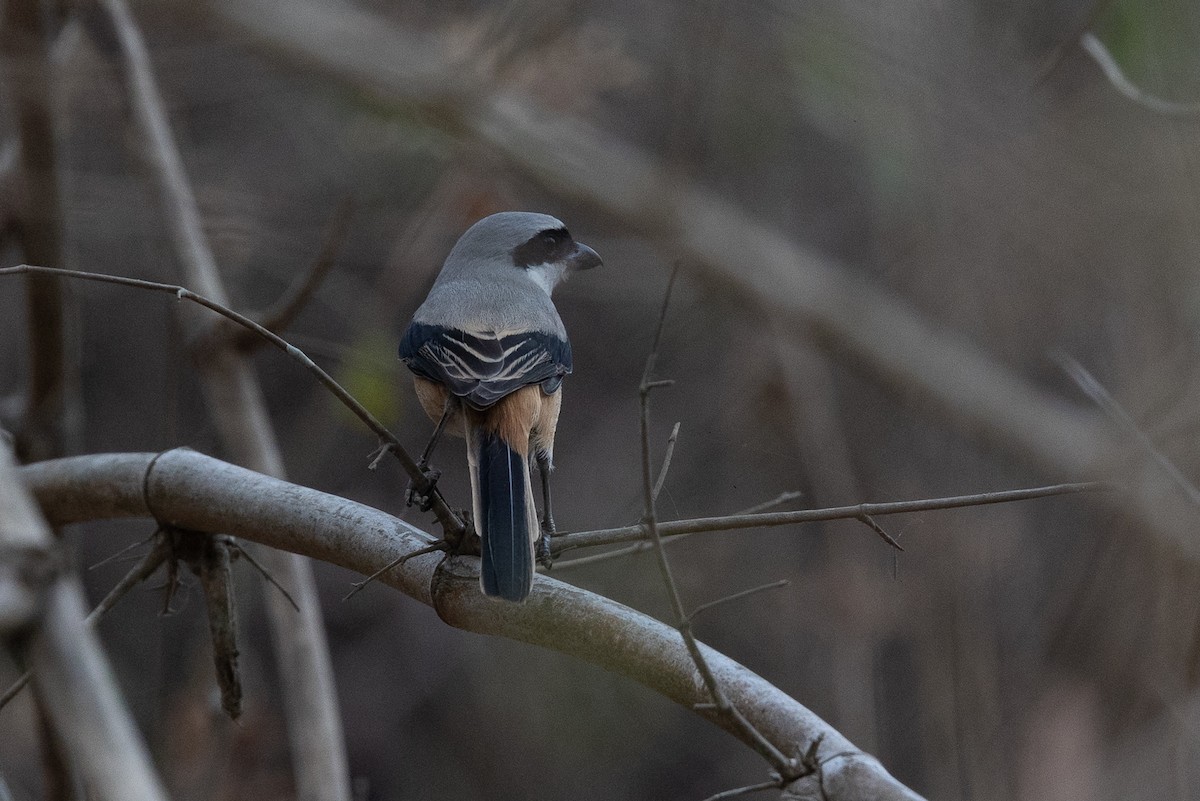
[444,211,602,295]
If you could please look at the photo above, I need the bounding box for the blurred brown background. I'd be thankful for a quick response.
[4,0,1200,799]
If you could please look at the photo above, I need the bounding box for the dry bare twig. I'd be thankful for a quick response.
[637,269,801,784]
[687,580,791,623]
[550,489,805,572]
[0,264,462,536]
[553,481,1104,553]
[652,420,681,503]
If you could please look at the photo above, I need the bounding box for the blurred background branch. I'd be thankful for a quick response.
[93,0,350,797]
[2,0,70,466]
[0,442,168,801]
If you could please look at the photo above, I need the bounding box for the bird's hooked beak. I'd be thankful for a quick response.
[569,242,603,271]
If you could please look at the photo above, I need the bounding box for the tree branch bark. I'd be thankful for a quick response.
[21,448,924,801]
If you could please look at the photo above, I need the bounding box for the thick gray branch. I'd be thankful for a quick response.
[21,449,923,801]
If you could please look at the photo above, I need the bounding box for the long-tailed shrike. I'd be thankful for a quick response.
[399,212,601,601]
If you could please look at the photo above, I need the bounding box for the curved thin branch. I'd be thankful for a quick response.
[1080,32,1200,117]
[0,264,461,536]
[20,449,923,801]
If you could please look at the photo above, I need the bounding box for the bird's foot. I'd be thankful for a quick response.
[404,465,442,512]
[536,519,556,569]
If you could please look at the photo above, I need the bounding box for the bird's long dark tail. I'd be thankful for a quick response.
[469,427,536,601]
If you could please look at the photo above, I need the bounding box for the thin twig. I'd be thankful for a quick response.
[855,513,903,551]
[87,531,156,571]
[550,488,806,572]
[342,541,445,601]
[231,541,300,612]
[1081,32,1200,117]
[0,675,25,712]
[735,490,804,516]
[652,422,681,503]
[637,269,798,778]
[688,580,790,623]
[699,778,783,801]
[649,265,680,352]
[90,540,171,622]
[554,481,1103,553]
[0,264,464,537]
[548,541,651,571]
[366,442,394,470]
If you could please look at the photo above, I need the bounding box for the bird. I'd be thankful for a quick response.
[399,212,601,601]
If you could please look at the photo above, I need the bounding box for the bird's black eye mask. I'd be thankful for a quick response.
[512,227,573,268]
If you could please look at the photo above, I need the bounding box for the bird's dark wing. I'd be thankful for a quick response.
[400,322,572,409]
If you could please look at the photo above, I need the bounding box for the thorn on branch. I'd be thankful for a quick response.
[367,441,395,470]
[229,540,299,612]
[800,733,826,774]
[87,531,156,571]
[855,513,904,551]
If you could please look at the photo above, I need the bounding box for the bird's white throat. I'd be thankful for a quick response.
[525,262,567,296]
